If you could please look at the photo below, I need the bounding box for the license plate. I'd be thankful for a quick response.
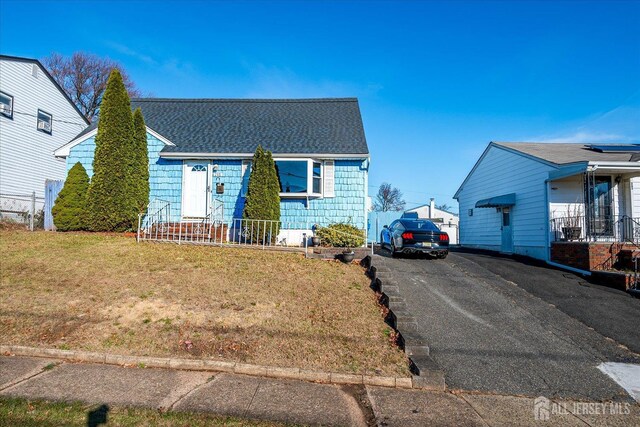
[418,242,432,248]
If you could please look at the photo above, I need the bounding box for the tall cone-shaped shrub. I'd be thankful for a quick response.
[52,162,90,231]
[86,69,136,231]
[243,145,281,243]
[132,108,150,214]
[263,150,281,222]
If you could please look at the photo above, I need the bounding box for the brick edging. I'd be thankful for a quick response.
[0,345,425,389]
[361,255,446,391]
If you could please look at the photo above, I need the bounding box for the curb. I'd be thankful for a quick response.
[362,255,446,391]
[0,345,420,389]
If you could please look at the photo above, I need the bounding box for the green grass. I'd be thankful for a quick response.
[0,230,408,376]
[0,397,294,427]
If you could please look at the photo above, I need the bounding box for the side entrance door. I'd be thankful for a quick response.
[501,208,513,253]
[182,162,209,218]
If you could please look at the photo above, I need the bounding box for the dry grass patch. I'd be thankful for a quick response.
[0,231,408,376]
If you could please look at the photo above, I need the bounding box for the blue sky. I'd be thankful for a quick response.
[2,0,639,211]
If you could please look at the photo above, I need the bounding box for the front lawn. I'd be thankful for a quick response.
[0,231,407,376]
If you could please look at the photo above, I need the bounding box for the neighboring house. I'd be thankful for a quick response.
[0,55,89,204]
[405,198,459,244]
[367,199,459,244]
[454,142,640,273]
[54,98,370,244]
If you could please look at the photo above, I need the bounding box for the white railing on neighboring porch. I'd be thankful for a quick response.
[550,214,640,244]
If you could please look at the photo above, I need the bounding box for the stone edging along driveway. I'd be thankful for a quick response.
[362,255,446,391]
[1,345,424,390]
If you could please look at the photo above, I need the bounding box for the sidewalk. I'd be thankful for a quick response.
[1,355,639,426]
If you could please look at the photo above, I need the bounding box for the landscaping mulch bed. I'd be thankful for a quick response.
[0,231,408,376]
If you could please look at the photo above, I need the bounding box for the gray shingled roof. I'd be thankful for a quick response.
[495,142,640,164]
[71,98,369,155]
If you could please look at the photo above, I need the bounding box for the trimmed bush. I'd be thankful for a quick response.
[86,69,136,231]
[243,145,281,242]
[315,223,366,248]
[52,162,89,231]
[132,108,150,214]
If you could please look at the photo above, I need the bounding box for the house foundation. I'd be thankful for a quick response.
[550,241,637,271]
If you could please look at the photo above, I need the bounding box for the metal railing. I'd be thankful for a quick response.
[228,219,311,248]
[137,199,171,242]
[550,215,640,243]
[136,201,374,255]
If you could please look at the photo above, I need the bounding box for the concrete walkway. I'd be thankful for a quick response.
[1,355,639,426]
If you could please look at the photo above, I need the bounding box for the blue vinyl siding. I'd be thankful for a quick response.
[67,132,367,227]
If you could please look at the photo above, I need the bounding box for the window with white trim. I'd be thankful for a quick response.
[274,159,323,197]
[312,161,322,194]
[0,92,13,118]
[37,109,52,134]
[241,160,251,196]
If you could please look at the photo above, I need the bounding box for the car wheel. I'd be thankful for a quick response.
[437,252,448,259]
[390,240,398,258]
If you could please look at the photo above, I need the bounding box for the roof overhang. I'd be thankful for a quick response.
[158,152,370,160]
[475,193,516,208]
[548,161,640,181]
[53,126,175,158]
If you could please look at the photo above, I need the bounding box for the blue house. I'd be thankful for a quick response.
[54,98,370,244]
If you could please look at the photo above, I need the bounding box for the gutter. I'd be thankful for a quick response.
[159,152,371,160]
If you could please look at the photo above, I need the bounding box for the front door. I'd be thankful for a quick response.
[501,208,513,253]
[182,162,209,218]
[590,176,613,236]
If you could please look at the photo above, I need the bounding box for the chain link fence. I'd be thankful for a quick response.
[0,192,44,231]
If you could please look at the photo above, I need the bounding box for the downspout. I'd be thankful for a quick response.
[544,178,551,262]
[363,158,370,245]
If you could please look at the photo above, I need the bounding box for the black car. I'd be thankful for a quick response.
[380,219,449,258]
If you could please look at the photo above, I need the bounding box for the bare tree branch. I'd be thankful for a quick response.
[42,51,141,122]
[436,203,452,212]
[372,183,406,212]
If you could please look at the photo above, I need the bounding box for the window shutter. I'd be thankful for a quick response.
[241,160,251,196]
[323,160,335,197]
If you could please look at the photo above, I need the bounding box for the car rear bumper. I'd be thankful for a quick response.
[397,244,448,255]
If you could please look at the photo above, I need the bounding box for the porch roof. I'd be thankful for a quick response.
[495,142,640,164]
[475,193,516,208]
[548,161,640,181]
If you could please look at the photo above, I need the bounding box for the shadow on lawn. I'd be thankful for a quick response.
[87,404,109,427]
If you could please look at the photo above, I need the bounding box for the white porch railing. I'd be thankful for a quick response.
[550,214,640,244]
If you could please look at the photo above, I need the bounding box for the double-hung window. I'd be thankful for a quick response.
[37,109,52,134]
[0,92,13,118]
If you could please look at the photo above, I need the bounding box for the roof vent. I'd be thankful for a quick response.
[32,64,38,78]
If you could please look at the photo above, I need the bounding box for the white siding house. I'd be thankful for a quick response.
[0,55,89,203]
[454,142,640,263]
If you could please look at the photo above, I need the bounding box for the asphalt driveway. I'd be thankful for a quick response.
[375,250,640,401]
